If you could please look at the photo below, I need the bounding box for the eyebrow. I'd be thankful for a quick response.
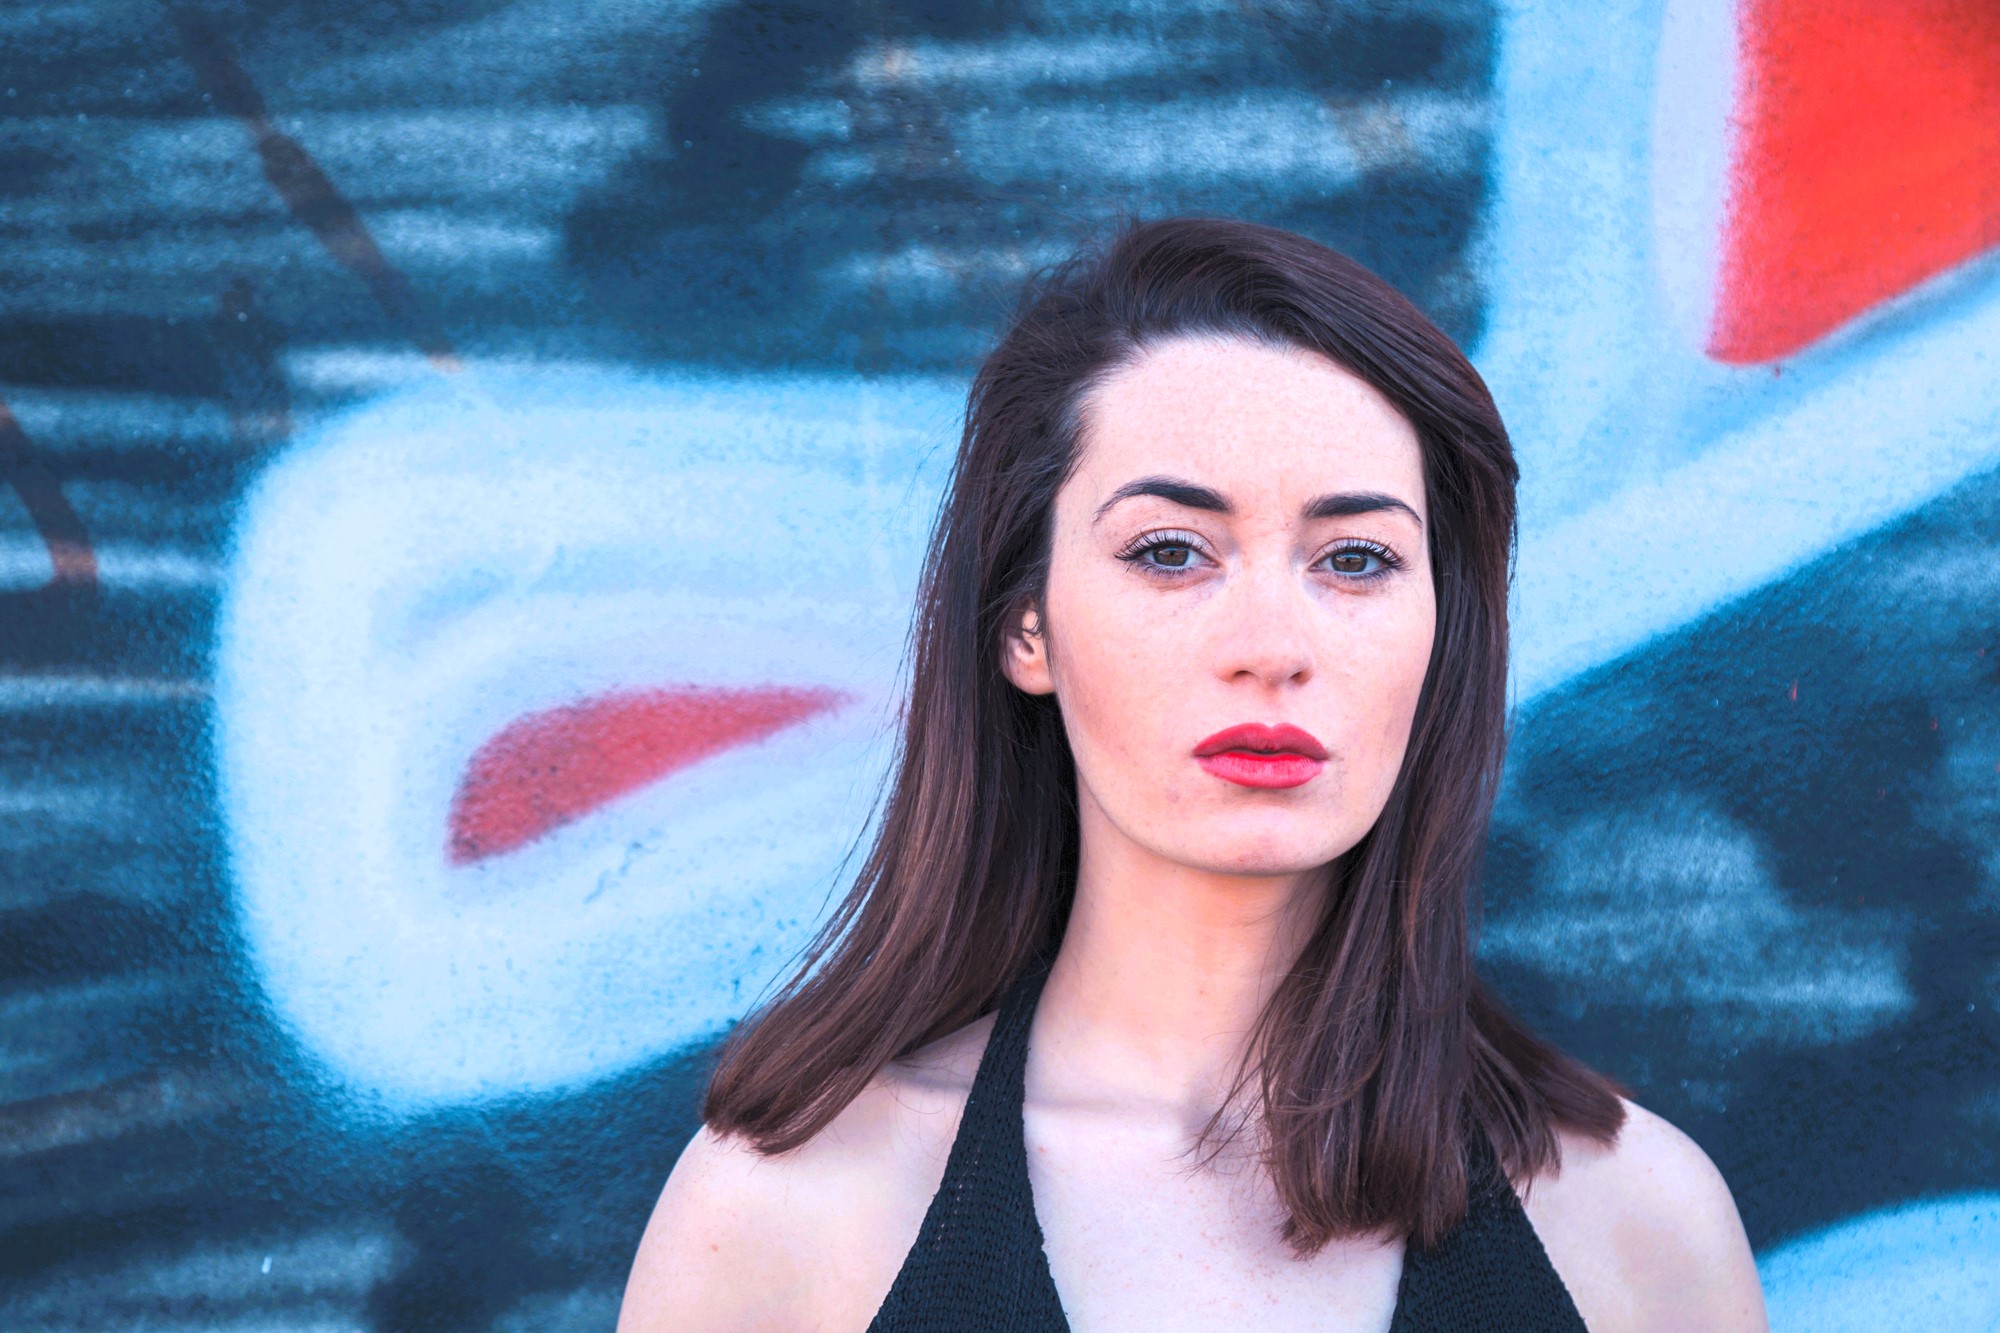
[1304,491,1424,529]
[1093,474,1423,529]
[1093,476,1228,521]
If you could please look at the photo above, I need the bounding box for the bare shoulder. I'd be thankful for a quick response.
[1520,1098,1768,1333]
[617,1014,996,1333]
[617,1124,811,1332]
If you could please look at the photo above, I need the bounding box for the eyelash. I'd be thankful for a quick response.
[1314,538,1404,583]
[1115,529,1213,573]
[1114,531,1406,582]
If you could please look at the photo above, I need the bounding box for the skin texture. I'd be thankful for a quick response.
[619,337,1770,1332]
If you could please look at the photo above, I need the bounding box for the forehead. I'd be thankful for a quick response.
[1073,335,1425,510]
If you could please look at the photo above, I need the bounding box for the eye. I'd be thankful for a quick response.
[1116,529,1212,575]
[1315,540,1401,581]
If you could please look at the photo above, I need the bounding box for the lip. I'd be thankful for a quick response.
[1191,723,1328,790]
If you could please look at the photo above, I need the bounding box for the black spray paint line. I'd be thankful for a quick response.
[171,9,463,373]
[0,400,98,602]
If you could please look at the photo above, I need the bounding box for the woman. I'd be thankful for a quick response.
[619,218,1768,1331]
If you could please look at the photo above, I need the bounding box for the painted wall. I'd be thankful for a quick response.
[2,0,1996,1327]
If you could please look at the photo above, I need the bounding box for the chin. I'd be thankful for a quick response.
[1160,813,1352,879]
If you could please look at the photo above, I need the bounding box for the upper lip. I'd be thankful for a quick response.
[1192,723,1328,760]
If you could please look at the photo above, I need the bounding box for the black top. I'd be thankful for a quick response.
[868,960,1590,1332]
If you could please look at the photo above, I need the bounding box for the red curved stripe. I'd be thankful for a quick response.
[1711,0,2000,364]
[447,685,851,865]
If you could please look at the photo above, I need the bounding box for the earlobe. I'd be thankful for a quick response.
[1002,607,1057,696]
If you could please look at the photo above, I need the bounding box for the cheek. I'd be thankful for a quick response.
[1354,602,1436,767]
[1042,569,1187,771]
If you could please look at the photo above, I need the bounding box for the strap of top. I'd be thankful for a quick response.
[1388,1131,1591,1332]
[868,958,1070,1333]
[869,955,1589,1333]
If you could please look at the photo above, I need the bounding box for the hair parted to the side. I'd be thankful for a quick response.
[703,216,1625,1252]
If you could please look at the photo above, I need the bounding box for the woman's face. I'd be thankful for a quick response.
[1004,335,1436,880]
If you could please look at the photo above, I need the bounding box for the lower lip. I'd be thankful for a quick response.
[1196,751,1324,790]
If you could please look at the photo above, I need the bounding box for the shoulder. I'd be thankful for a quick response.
[1519,1098,1768,1333]
[617,1014,996,1333]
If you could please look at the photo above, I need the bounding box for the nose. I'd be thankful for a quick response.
[1212,552,1315,690]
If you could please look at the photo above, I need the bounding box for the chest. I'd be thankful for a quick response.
[1023,1107,1404,1333]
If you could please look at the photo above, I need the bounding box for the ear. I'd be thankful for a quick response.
[999,602,1056,696]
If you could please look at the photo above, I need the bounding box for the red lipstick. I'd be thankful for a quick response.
[1191,723,1328,790]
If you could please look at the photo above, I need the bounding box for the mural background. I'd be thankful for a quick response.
[2,0,1997,1327]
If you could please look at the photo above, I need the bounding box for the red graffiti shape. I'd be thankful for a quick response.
[447,685,852,865]
[1712,0,2000,363]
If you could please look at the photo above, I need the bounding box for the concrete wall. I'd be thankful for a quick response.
[2,0,1995,1326]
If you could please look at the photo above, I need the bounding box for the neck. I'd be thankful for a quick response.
[1035,791,1326,1132]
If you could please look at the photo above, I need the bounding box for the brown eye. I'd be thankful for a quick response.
[1322,545,1390,577]
[1117,531,1209,573]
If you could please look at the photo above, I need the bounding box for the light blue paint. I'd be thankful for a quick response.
[215,367,963,1113]
[1760,1194,2000,1331]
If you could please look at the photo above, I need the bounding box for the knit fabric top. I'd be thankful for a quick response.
[867,960,1591,1332]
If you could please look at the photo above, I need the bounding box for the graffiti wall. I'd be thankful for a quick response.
[2,0,1995,1327]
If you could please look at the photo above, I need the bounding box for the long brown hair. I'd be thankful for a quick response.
[704,217,1624,1251]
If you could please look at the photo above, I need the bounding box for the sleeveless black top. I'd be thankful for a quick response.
[869,961,1589,1332]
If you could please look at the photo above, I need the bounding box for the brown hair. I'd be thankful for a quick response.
[704,216,1624,1251]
